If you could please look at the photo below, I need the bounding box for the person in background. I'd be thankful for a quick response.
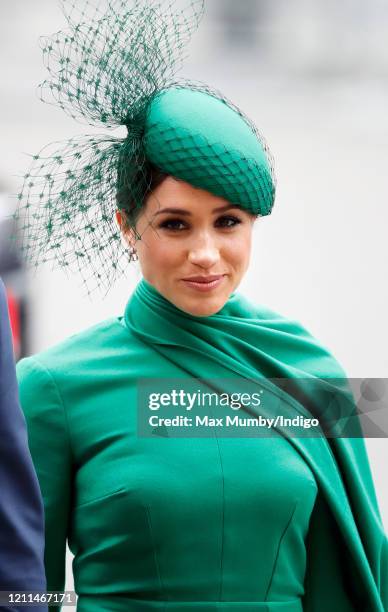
[0,188,27,360]
[0,278,47,611]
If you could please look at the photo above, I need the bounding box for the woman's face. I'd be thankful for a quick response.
[117,176,257,317]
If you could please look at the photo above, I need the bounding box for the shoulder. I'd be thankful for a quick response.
[18,315,131,373]
[16,317,126,428]
[16,315,145,394]
[16,314,156,401]
[231,292,309,330]
[236,292,326,340]
[235,292,349,379]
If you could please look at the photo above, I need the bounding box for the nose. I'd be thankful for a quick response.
[187,233,221,268]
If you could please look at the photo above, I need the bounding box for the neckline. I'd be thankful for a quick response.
[132,277,238,321]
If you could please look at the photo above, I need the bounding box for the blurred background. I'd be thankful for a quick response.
[1,0,387,602]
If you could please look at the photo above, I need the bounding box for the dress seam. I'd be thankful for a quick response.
[264,500,299,602]
[213,430,226,601]
[30,356,75,463]
[145,503,167,606]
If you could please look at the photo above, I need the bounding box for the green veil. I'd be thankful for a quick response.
[14,0,275,294]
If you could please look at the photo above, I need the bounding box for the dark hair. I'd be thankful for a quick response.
[116,163,168,231]
[117,163,260,232]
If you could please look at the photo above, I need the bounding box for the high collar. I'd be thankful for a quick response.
[125,277,238,325]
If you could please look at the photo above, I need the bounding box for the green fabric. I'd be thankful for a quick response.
[16,279,387,611]
[144,87,274,214]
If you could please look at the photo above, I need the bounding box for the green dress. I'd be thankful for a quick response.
[16,279,387,611]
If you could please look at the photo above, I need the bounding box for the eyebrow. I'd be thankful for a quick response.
[153,204,241,217]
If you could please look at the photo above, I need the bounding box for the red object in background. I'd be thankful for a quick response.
[6,287,21,359]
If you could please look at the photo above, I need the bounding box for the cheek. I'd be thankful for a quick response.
[138,232,183,272]
[223,228,253,267]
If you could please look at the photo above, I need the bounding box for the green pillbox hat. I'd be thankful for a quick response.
[144,87,275,215]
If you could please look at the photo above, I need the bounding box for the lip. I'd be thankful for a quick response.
[182,275,225,282]
[181,274,226,292]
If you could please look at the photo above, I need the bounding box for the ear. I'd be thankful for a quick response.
[115,209,124,230]
[115,210,136,249]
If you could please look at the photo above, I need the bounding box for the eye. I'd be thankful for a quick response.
[158,218,187,231]
[216,215,242,228]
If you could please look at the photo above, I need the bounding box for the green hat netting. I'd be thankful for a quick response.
[14,0,276,294]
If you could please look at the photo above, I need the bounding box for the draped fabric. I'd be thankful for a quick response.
[124,278,388,611]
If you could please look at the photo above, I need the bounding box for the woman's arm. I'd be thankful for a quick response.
[302,489,360,611]
[302,453,388,612]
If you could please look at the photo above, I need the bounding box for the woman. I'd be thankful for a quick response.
[15,1,387,610]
